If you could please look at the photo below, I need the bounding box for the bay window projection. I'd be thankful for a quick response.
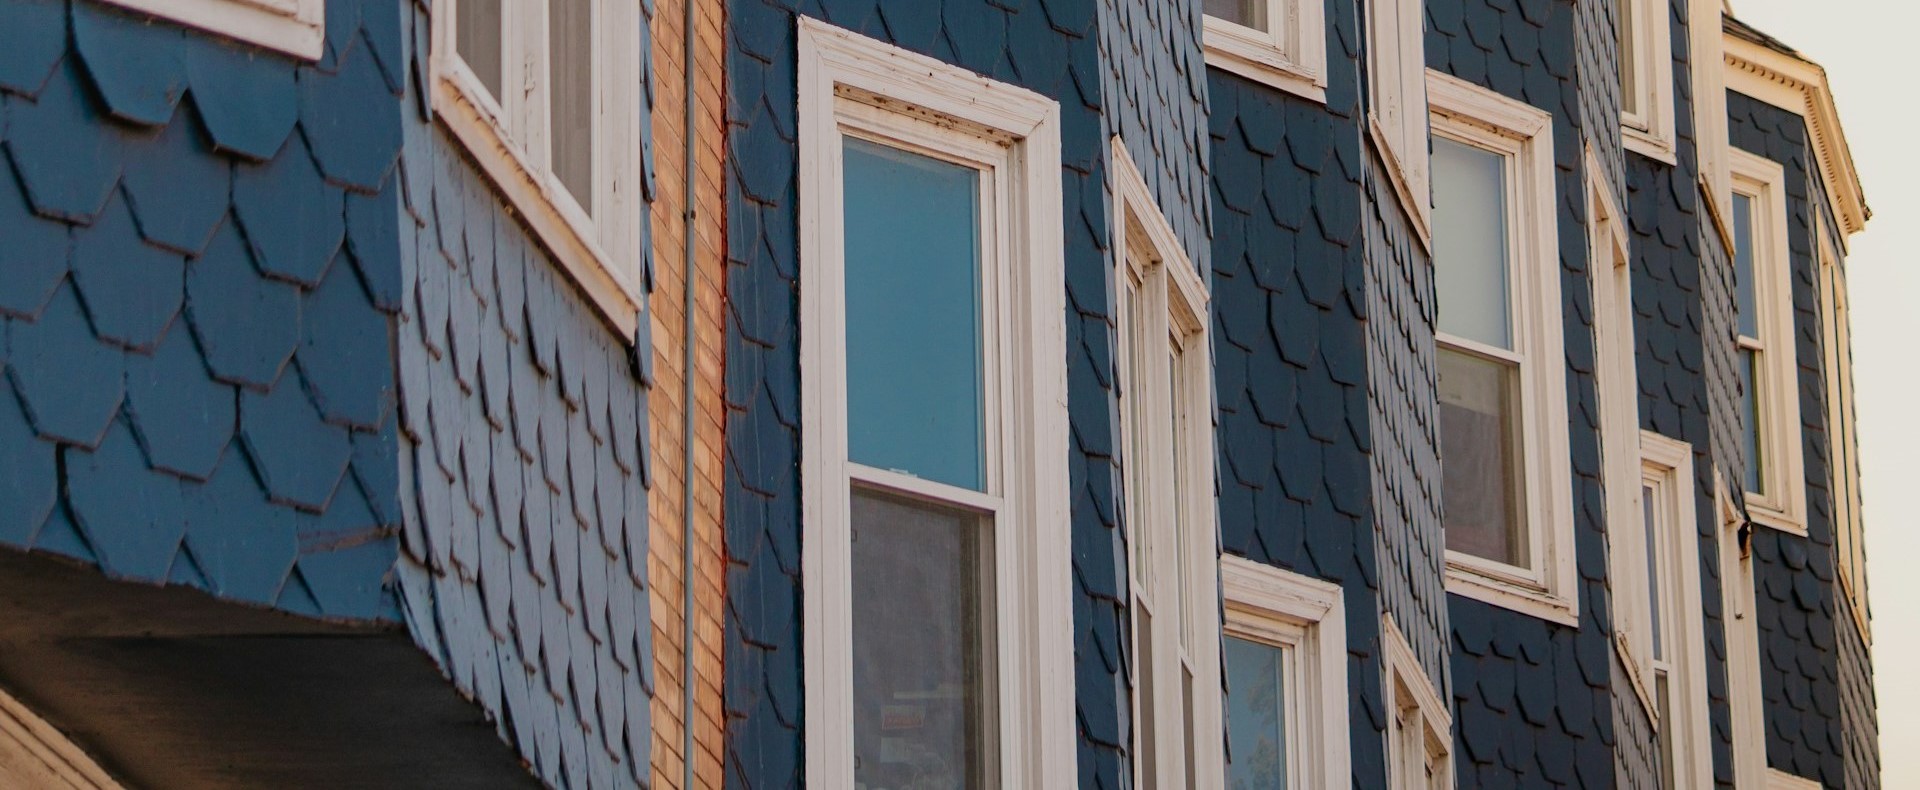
[434,0,646,331]
[797,20,1072,789]
[1112,142,1223,790]
[1728,149,1804,532]
[1428,72,1576,621]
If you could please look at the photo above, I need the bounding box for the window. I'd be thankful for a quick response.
[1615,432,1713,789]
[1368,0,1430,238]
[432,0,646,335]
[1717,476,1769,787]
[103,0,323,59]
[1220,556,1350,789]
[1112,141,1224,789]
[1816,219,1869,640]
[1615,0,1675,161]
[1588,150,1641,607]
[1428,71,1577,623]
[796,19,1072,788]
[1203,0,1328,102]
[1728,149,1805,533]
[1382,616,1451,790]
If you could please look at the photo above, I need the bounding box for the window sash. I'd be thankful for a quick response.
[1728,151,1804,529]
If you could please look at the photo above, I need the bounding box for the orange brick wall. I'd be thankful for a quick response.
[648,0,728,786]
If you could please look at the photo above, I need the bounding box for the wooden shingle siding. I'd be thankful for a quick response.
[647,0,729,786]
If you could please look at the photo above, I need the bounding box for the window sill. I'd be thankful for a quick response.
[1365,117,1432,254]
[1203,39,1326,105]
[1622,124,1677,166]
[1444,562,1579,627]
[1747,501,1807,537]
[1612,634,1660,728]
[105,0,324,60]
[431,69,643,340]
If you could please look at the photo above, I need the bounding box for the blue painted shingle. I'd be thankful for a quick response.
[240,364,354,512]
[185,218,302,389]
[6,283,124,448]
[69,190,186,351]
[124,319,236,480]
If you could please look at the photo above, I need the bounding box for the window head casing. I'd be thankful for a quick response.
[1203,0,1329,102]
[1727,148,1805,534]
[431,0,646,336]
[1427,71,1577,624]
[796,19,1072,789]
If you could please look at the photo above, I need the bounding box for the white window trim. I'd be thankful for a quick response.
[1589,147,1641,633]
[1617,431,1714,789]
[1717,474,1770,788]
[1729,148,1807,536]
[1429,70,1578,626]
[0,685,128,789]
[430,0,646,338]
[1382,614,1452,790]
[1203,0,1328,104]
[1111,139,1224,789]
[103,0,323,60]
[1816,218,1870,643]
[1617,0,1676,164]
[1767,770,1823,790]
[1220,556,1350,789]
[795,19,1073,789]
[1368,0,1432,247]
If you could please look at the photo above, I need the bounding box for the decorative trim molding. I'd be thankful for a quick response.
[0,687,126,790]
[1723,31,1870,246]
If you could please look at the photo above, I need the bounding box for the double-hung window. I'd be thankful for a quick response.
[1368,0,1431,238]
[1618,432,1713,788]
[1817,224,1869,639]
[1220,557,1350,789]
[1382,617,1452,790]
[433,0,646,334]
[796,20,1072,789]
[1728,149,1805,532]
[1616,0,1676,161]
[1111,142,1223,789]
[1203,0,1328,102]
[1427,72,1577,622]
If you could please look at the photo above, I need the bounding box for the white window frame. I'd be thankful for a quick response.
[795,19,1072,789]
[1219,556,1349,789]
[1368,0,1431,244]
[1616,0,1676,163]
[1203,0,1328,103]
[1729,148,1806,535]
[1614,431,1713,789]
[1382,615,1452,790]
[1716,475,1770,788]
[1111,139,1224,790]
[1589,148,1641,612]
[1429,70,1578,625]
[103,0,323,60]
[1767,770,1824,790]
[430,0,646,337]
[1816,218,1869,642]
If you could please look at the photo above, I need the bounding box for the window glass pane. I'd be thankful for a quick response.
[1205,0,1268,31]
[843,140,985,490]
[1439,347,1529,567]
[1432,138,1514,350]
[1617,0,1638,116]
[1739,347,1765,494]
[1225,636,1287,790]
[851,490,995,789]
[1732,192,1759,338]
[455,0,503,100]
[1643,483,1663,661]
[550,0,593,212]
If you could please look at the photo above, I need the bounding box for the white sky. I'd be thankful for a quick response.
[1728,0,1919,782]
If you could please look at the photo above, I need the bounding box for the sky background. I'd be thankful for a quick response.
[1726,0,1918,782]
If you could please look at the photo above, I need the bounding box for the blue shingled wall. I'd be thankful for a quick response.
[720,2,1119,786]
[0,0,403,619]
[390,1,657,787]
[1425,0,1630,784]
[1207,0,1416,781]
[1726,89,1848,789]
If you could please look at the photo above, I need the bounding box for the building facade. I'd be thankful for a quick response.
[0,0,1875,788]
